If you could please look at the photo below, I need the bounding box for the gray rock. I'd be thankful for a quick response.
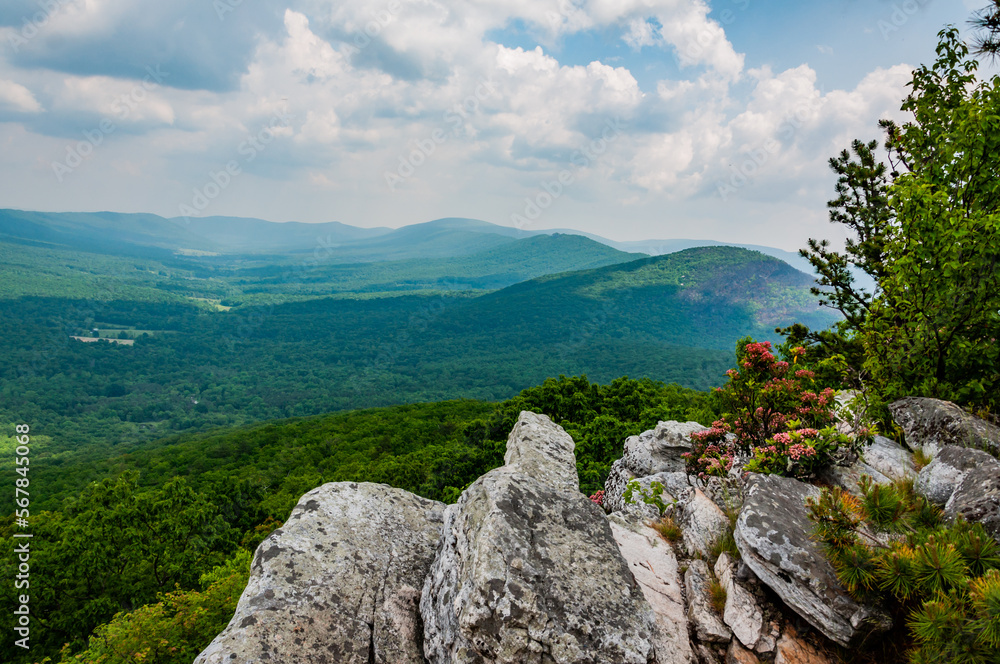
[917,445,998,506]
[502,408,580,490]
[421,411,659,664]
[608,471,688,516]
[695,475,745,514]
[734,474,891,648]
[622,420,707,477]
[603,421,704,514]
[818,461,890,497]
[944,462,1000,544]
[609,512,696,664]
[890,397,1000,456]
[714,552,765,650]
[679,488,731,558]
[684,559,731,644]
[603,458,639,513]
[862,435,916,481]
[604,468,691,515]
[194,482,444,664]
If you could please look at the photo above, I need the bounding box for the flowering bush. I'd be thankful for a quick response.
[683,338,859,479]
[589,489,605,507]
[742,424,851,479]
[686,422,735,479]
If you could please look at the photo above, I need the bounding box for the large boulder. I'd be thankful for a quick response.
[194,482,445,664]
[678,488,731,558]
[944,462,1000,544]
[890,397,1000,456]
[420,411,660,664]
[609,512,696,664]
[603,422,705,512]
[623,420,708,477]
[862,435,916,481]
[916,445,998,506]
[734,474,890,648]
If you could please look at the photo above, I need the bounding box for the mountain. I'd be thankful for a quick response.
[0,246,837,461]
[0,210,814,271]
[433,245,837,354]
[0,227,644,302]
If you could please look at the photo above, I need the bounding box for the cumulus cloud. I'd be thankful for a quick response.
[0,79,42,113]
[0,0,931,246]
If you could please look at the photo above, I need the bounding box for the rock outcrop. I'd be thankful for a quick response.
[603,422,705,512]
[862,435,917,481]
[195,410,976,664]
[916,444,998,506]
[890,397,1000,456]
[609,512,696,664]
[420,411,661,664]
[714,553,765,650]
[194,483,445,664]
[944,460,1000,544]
[684,559,731,644]
[733,474,890,648]
[678,488,730,558]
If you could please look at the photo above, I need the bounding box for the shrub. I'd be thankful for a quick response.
[683,338,863,479]
[623,479,671,516]
[807,477,1000,662]
[54,548,252,664]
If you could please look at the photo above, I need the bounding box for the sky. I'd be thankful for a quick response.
[0,0,990,250]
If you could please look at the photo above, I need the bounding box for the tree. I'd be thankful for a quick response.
[970,1,1000,59]
[800,28,1000,413]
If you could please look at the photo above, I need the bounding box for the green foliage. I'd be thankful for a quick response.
[55,548,252,664]
[0,473,237,662]
[801,28,1000,418]
[807,477,1000,662]
[0,245,827,464]
[623,479,671,516]
[684,338,860,480]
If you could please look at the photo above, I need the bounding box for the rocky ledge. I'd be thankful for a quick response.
[196,398,999,663]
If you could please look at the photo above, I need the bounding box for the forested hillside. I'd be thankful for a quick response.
[1,376,716,663]
[0,246,835,463]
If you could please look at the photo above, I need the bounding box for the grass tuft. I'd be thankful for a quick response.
[652,516,683,544]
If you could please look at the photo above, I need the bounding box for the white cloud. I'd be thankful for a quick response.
[0,79,42,113]
[0,0,933,247]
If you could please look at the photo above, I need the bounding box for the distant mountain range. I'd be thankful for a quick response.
[0,209,820,277]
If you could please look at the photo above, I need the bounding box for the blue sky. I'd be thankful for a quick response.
[0,0,988,249]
